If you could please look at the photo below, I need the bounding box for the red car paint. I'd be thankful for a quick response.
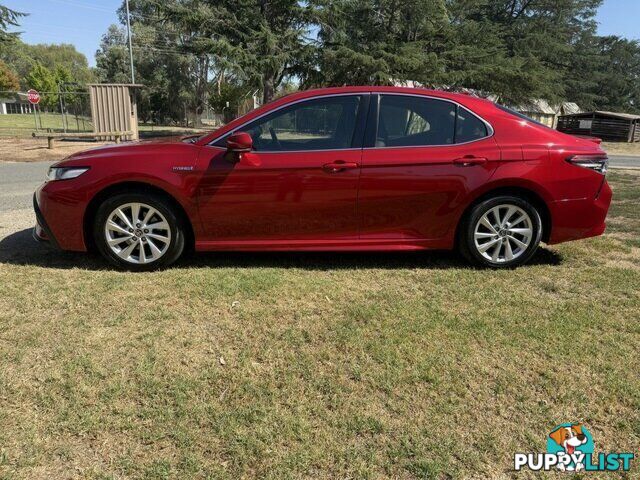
[34,86,612,254]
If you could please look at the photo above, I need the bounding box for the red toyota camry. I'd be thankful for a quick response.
[33,87,612,270]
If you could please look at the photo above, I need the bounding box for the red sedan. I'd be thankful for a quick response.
[34,87,612,270]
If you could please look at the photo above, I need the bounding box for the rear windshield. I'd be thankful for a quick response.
[496,104,550,128]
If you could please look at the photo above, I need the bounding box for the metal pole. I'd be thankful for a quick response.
[125,0,135,84]
[58,83,66,133]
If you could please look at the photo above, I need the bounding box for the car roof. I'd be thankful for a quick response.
[278,86,491,105]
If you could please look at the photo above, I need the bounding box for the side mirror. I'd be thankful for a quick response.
[226,131,253,152]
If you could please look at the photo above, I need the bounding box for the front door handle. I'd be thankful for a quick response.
[323,160,359,173]
[453,156,488,167]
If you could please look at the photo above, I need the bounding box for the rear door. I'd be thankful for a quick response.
[196,94,368,243]
[358,94,500,241]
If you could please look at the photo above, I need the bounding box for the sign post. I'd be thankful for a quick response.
[27,89,40,131]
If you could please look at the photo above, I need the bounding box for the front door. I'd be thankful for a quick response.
[196,94,368,245]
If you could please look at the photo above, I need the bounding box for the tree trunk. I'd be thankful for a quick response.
[263,75,275,104]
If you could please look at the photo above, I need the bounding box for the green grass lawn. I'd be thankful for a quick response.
[0,113,93,136]
[0,172,638,479]
[0,115,212,139]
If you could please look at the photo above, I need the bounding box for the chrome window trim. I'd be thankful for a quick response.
[207,93,367,151]
[206,145,364,153]
[206,91,495,153]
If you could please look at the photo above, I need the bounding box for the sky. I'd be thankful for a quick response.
[5,0,640,68]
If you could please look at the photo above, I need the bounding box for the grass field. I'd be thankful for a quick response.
[0,113,93,137]
[602,142,640,157]
[0,172,638,479]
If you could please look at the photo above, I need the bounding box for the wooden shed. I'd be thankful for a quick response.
[557,111,640,143]
[514,99,558,128]
[88,84,142,141]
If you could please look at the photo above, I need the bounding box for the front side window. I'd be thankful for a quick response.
[376,95,490,147]
[216,95,362,152]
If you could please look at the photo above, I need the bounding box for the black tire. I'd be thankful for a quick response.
[93,192,185,271]
[459,195,543,268]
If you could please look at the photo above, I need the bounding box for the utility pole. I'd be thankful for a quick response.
[125,0,135,84]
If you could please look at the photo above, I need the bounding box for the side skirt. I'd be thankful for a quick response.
[195,238,452,252]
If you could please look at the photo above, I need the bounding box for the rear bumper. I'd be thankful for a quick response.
[547,180,612,244]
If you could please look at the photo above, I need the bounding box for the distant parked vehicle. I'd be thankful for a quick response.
[34,87,611,270]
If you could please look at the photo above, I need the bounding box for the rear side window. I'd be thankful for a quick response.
[377,95,456,147]
[456,106,488,143]
[376,95,490,147]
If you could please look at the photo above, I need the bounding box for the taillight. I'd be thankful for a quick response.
[566,155,609,175]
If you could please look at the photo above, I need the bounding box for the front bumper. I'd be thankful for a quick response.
[33,193,60,248]
[547,179,612,244]
[33,182,88,252]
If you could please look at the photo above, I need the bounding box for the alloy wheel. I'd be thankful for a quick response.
[104,202,172,264]
[473,204,533,264]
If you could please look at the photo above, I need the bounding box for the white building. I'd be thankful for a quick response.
[0,92,34,115]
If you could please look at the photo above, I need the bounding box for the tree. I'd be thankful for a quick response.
[307,0,448,87]
[236,0,310,103]
[0,4,25,44]
[95,0,640,122]
[440,0,604,104]
[565,35,640,113]
[95,25,132,84]
[147,0,310,105]
[0,58,18,90]
[0,39,95,89]
[24,62,74,109]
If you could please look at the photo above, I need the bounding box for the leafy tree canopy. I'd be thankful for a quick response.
[95,0,640,122]
[0,58,18,90]
[0,39,95,90]
[0,4,25,44]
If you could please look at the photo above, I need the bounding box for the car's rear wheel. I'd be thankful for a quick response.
[93,193,185,270]
[459,195,542,268]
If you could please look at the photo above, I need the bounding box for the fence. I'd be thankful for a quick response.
[0,88,264,139]
[0,89,93,137]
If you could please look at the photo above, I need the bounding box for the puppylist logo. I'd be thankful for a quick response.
[514,423,634,472]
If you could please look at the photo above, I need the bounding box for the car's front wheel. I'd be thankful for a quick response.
[459,195,543,268]
[93,193,185,270]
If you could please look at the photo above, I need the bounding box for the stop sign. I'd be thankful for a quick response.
[27,89,40,105]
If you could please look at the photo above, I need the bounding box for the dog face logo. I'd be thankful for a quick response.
[547,423,594,471]
[549,424,588,455]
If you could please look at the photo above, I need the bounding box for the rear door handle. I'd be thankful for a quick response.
[323,161,359,173]
[453,156,488,167]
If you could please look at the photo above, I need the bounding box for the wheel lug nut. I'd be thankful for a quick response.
[142,237,147,242]
[128,228,134,233]
[144,229,149,233]
[136,223,141,228]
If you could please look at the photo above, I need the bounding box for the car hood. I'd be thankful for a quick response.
[54,135,199,167]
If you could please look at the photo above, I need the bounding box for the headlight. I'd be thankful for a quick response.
[46,167,90,181]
